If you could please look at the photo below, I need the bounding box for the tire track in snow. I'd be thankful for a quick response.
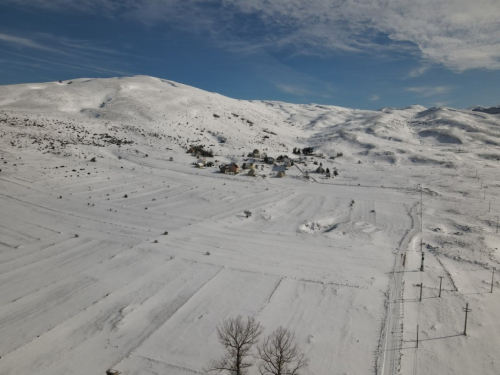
[378,201,420,375]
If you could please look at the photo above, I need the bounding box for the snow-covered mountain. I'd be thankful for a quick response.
[2,76,499,166]
[0,76,499,375]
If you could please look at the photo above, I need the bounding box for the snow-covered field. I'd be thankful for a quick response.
[0,76,499,375]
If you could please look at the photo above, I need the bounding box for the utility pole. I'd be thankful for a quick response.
[418,283,423,301]
[438,276,444,297]
[491,268,496,293]
[416,325,419,348]
[420,187,423,242]
[463,303,472,336]
[403,253,406,267]
[420,186,424,272]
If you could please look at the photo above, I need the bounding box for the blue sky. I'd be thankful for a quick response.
[1,0,499,110]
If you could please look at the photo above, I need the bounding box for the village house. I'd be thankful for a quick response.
[219,164,229,174]
[228,163,240,174]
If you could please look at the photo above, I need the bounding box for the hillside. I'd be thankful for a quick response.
[0,76,499,375]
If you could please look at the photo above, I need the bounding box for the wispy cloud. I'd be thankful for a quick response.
[0,31,133,76]
[4,0,500,72]
[4,50,131,76]
[408,65,429,78]
[276,84,311,96]
[0,33,63,53]
[0,32,131,58]
[369,94,380,101]
[406,86,453,97]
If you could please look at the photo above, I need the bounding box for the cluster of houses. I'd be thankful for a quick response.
[193,157,214,168]
[188,146,337,179]
[216,149,292,177]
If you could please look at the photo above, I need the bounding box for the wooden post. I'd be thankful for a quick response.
[420,252,425,272]
[438,276,444,297]
[463,303,472,336]
[419,283,423,301]
[491,268,496,293]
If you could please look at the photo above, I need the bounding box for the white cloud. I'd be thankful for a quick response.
[0,32,128,58]
[408,66,429,78]
[4,0,500,71]
[0,33,62,53]
[369,94,380,101]
[276,84,310,96]
[0,32,133,76]
[406,86,453,97]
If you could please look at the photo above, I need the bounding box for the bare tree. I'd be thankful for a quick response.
[205,316,263,375]
[257,327,309,375]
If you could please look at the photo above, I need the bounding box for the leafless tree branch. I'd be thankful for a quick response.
[257,327,309,375]
[205,315,263,375]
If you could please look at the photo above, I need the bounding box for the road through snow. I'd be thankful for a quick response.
[379,201,420,375]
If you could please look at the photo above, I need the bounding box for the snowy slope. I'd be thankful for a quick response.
[0,76,499,375]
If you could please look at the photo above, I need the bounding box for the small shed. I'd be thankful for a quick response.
[316,166,325,173]
[277,171,286,178]
[247,169,257,177]
[219,164,229,173]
